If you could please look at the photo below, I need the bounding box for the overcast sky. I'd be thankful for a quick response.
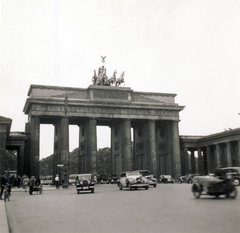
[1,0,240,159]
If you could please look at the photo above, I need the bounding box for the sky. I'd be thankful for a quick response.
[1,0,240,159]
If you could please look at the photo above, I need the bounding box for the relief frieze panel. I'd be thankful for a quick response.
[93,90,128,100]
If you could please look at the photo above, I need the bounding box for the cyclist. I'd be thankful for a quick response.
[0,172,7,200]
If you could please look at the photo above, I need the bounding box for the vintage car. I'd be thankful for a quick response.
[179,174,200,184]
[75,174,95,194]
[192,174,237,199]
[107,174,119,184]
[218,167,240,186]
[118,171,149,190]
[159,175,174,184]
[135,170,157,187]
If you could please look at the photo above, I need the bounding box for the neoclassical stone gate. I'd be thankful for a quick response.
[23,84,184,181]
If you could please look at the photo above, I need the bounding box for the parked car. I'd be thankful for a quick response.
[118,171,149,190]
[135,170,157,187]
[107,174,119,184]
[159,175,174,184]
[97,174,108,184]
[75,174,95,194]
[218,167,240,186]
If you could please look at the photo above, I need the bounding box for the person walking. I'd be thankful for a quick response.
[0,172,7,200]
[55,174,60,189]
[22,175,29,192]
[29,176,36,195]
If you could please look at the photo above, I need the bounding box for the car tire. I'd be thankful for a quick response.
[119,184,123,190]
[192,183,201,199]
[153,184,156,188]
[226,187,238,199]
[91,189,94,193]
[77,190,80,194]
[145,186,149,190]
[233,178,240,186]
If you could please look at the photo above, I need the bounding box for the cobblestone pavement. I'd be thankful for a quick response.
[3,184,240,233]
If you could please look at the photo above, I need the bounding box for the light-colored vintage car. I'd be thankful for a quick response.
[118,171,149,190]
[135,170,157,187]
[75,174,95,194]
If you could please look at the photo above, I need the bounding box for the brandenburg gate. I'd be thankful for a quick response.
[23,68,184,181]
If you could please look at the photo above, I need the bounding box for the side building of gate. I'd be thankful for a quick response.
[23,84,184,181]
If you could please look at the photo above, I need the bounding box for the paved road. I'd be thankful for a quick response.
[5,184,240,233]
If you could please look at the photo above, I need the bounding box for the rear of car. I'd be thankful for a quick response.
[135,170,157,187]
[220,167,240,186]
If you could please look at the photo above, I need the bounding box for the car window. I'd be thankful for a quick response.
[121,173,126,177]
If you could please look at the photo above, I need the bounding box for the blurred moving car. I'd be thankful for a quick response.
[118,171,149,190]
[217,167,240,186]
[75,174,95,194]
[135,170,157,187]
[179,174,200,184]
[159,175,174,184]
[107,174,119,184]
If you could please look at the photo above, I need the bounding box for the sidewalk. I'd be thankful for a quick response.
[0,200,9,233]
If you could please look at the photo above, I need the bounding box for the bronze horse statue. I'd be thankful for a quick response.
[106,70,117,86]
[115,71,125,86]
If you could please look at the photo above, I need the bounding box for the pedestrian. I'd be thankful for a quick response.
[55,174,59,189]
[22,176,29,192]
[29,176,36,195]
[0,172,7,200]
[16,175,21,188]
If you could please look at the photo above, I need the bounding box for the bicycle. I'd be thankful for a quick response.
[3,184,10,202]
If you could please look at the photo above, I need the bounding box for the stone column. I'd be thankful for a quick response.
[30,116,40,177]
[58,117,69,187]
[184,147,189,175]
[0,131,7,175]
[226,142,232,167]
[206,146,212,174]
[18,145,25,176]
[123,119,132,171]
[190,149,195,173]
[148,120,157,176]
[216,144,221,166]
[88,118,97,175]
[172,121,181,179]
[198,148,202,175]
[237,140,240,167]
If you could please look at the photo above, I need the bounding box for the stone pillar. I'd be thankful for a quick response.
[18,145,25,176]
[30,117,40,177]
[237,140,240,166]
[148,120,157,176]
[88,118,97,175]
[198,148,203,175]
[226,142,232,167]
[216,144,221,166]
[172,121,181,179]
[123,119,132,171]
[0,130,7,175]
[184,147,189,175]
[190,149,195,173]
[58,118,69,187]
[206,146,212,174]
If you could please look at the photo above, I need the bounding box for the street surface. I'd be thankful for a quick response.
[5,184,240,233]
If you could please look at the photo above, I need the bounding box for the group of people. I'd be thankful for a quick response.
[0,172,42,199]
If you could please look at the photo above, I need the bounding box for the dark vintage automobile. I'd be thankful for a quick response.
[192,174,237,199]
[217,167,240,186]
[159,175,174,184]
[107,174,119,184]
[97,174,108,184]
[75,174,95,194]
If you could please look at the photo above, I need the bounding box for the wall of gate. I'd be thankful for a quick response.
[23,84,184,180]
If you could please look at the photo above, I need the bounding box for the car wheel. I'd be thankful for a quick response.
[77,190,80,194]
[91,189,94,193]
[233,178,240,186]
[119,184,123,190]
[145,186,149,190]
[192,183,201,199]
[153,184,156,188]
[226,187,238,199]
